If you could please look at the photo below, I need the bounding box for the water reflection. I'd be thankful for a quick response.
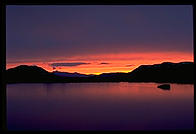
[7,82,194,130]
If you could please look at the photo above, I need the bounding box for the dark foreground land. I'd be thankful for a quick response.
[6,62,194,84]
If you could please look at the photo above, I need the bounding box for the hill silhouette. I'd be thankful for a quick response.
[6,65,63,83]
[6,62,194,84]
[127,62,194,83]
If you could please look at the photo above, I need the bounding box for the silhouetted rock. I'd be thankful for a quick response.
[157,84,170,90]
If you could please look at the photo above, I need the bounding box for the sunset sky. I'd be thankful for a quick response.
[6,5,193,74]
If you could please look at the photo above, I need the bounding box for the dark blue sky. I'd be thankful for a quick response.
[6,5,193,63]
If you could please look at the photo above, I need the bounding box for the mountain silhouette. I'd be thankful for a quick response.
[6,65,63,83]
[53,71,94,77]
[127,62,194,83]
[6,62,194,83]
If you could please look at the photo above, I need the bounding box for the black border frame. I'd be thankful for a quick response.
[1,0,195,133]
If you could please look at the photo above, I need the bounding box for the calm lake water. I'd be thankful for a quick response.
[7,82,194,130]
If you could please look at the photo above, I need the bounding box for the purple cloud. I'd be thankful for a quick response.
[50,62,90,67]
[100,62,110,65]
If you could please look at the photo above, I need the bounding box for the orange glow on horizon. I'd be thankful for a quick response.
[6,52,193,75]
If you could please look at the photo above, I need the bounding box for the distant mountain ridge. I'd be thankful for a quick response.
[6,62,194,83]
[52,71,94,77]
